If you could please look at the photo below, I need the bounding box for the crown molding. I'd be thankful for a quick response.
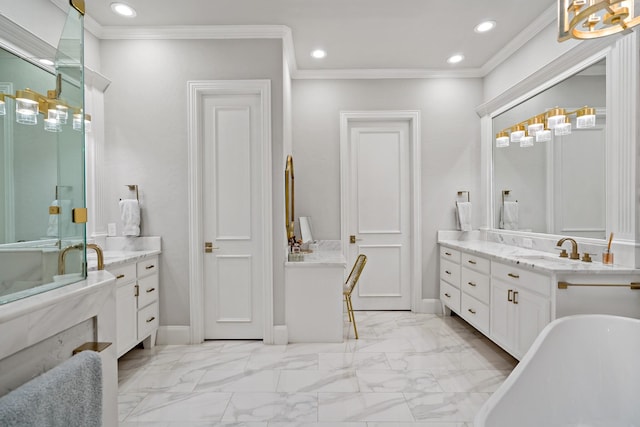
[480,3,557,76]
[293,68,483,80]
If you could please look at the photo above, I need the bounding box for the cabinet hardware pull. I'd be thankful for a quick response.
[508,273,520,279]
[444,293,451,298]
[508,289,513,302]
[116,274,125,279]
[467,281,476,287]
[135,284,139,297]
[468,260,477,265]
[445,270,451,275]
[513,291,519,304]
[146,287,156,293]
[146,316,155,323]
[468,308,476,314]
[445,252,452,256]
[145,265,155,270]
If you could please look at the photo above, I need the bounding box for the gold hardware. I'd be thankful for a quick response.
[116,274,125,279]
[445,270,451,275]
[468,281,477,287]
[86,243,104,270]
[468,308,476,315]
[146,287,156,293]
[58,243,83,275]
[72,207,87,223]
[557,237,580,260]
[513,291,519,304]
[70,0,85,15]
[559,249,568,258]
[204,242,219,253]
[581,252,592,263]
[558,281,640,290]
[145,265,155,270]
[349,235,363,244]
[507,273,520,279]
[146,316,155,323]
[72,341,111,355]
[508,289,513,301]
[49,205,60,215]
[444,293,451,298]
[457,190,470,202]
[445,252,452,256]
[135,284,139,297]
[468,260,477,265]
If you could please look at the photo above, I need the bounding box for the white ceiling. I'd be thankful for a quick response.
[85,0,556,72]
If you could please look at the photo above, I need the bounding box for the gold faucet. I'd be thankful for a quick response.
[556,237,580,260]
[58,243,83,275]
[87,243,105,271]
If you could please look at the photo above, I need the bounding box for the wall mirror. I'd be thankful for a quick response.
[492,58,606,239]
[285,155,295,242]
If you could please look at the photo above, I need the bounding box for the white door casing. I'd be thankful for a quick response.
[188,80,273,344]
[340,111,422,312]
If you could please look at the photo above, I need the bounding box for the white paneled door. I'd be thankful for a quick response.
[347,122,411,310]
[203,93,263,339]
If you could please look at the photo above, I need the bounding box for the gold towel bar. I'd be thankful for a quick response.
[558,281,640,290]
[72,341,112,355]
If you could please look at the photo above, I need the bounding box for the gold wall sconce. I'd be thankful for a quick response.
[0,75,90,133]
[495,106,596,148]
[558,0,640,42]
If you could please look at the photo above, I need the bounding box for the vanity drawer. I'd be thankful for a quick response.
[440,258,460,287]
[461,293,489,333]
[109,263,136,286]
[461,267,490,304]
[462,253,490,275]
[137,255,158,277]
[440,247,461,263]
[137,274,159,309]
[491,262,551,297]
[440,280,461,312]
[137,301,159,340]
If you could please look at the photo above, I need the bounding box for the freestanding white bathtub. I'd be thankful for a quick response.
[475,314,640,427]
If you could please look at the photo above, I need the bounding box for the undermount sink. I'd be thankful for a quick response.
[516,254,576,264]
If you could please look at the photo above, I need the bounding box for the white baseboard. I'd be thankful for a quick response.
[415,298,443,314]
[156,326,191,345]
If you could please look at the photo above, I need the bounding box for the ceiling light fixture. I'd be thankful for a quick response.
[475,20,496,33]
[558,0,640,41]
[447,54,464,64]
[495,106,597,147]
[310,49,327,59]
[110,2,137,18]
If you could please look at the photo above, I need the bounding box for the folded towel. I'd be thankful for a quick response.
[456,201,472,232]
[46,200,72,237]
[120,199,140,237]
[501,201,519,230]
[0,350,102,427]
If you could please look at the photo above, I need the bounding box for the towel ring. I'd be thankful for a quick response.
[457,190,470,202]
[502,190,518,205]
[120,184,139,202]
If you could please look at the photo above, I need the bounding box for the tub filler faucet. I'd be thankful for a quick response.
[58,243,105,275]
[556,237,579,260]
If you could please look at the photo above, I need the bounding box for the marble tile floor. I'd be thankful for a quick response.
[118,311,518,426]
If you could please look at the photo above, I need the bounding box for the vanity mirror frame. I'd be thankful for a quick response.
[477,32,640,265]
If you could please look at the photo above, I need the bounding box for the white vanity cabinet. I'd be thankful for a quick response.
[490,263,551,359]
[460,253,491,334]
[439,247,461,313]
[113,255,159,357]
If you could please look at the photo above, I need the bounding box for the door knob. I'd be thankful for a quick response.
[204,242,219,253]
[350,235,362,244]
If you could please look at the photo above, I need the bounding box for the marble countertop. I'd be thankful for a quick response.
[87,249,160,271]
[438,239,640,275]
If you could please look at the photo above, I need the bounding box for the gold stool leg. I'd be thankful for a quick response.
[346,294,358,339]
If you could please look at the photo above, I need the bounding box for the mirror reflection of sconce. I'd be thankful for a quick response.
[285,155,295,243]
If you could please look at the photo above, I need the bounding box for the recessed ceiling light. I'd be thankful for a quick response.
[110,2,137,18]
[475,20,496,33]
[447,54,464,64]
[38,58,55,66]
[311,49,327,59]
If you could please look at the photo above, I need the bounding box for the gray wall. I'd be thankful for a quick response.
[292,78,483,299]
[101,39,284,326]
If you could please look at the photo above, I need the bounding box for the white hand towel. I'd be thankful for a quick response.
[119,199,140,236]
[456,201,472,232]
[501,201,519,230]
